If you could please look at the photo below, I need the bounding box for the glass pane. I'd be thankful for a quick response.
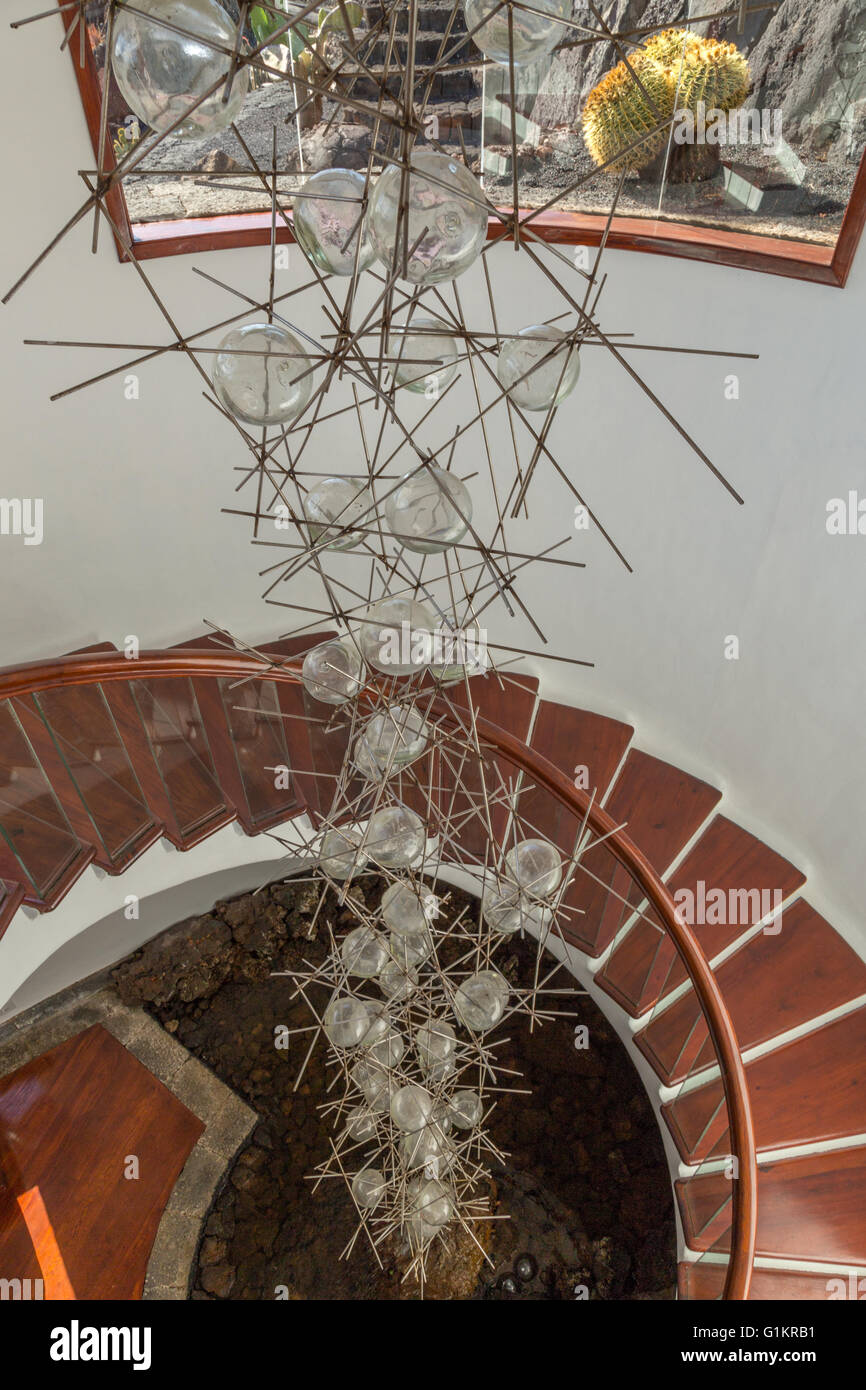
[0,700,83,899]
[130,678,227,838]
[218,676,299,826]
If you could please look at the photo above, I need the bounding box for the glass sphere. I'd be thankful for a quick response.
[515,1253,538,1282]
[358,1000,392,1047]
[368,151,488,286]
[388,318,459,394]
[302,635,366,705]
[388,930,433,970]
[453,969,510,1032]
[447,1088,483,1130]
[352,1167,387,1210]
[481,885,553,936]
[378,959,418,1002]
[346,1107,377,1141]
[320,828,367,880]
[357,596,437,675]
[111,0,249,139]
[391,1083,434,1132]
[504,838,562,899]
[382,881,437,938]
[463,0,570,66]
[323,994,370,1049]
[351,1057,392,1112]
[413,1177,454,1229]
[415,1019,457,1080]
[212,323,314,427]
[367,804,426,867]
[385,465,472,554]
[496,325,580,413]
[293,168,375,276]
[340,925,389,978]
[354,705,429,779]
[367,1026,405,1070]
[401,1126,454,1175]
[303,476,374,551]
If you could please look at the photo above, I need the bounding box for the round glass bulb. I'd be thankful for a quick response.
[388,318,458,394]
[381,881,436,938]
[453,969,510,1032]
[323,994,370,1048]
[303,476,374,551]
[481,885,554,936]
[367,1026,405,1070]
[385,465,472,554]
[302,635,366,705]
[293,168,375,276]
[415,1019,457,1079]
[391,1083,434,1133]
[463,0,570,66]
[356,596,437,675]
[388,930,433,970]
[447,1088,484,1130]
[413,1177,454,1228]
[354,705,429,779]
[340,925,389,978]
[111,0,249,139]
[496,324,580,413]
[212,323,314,426]
[346,1107,377,1141]
[504,838,562,899]
[359,1000,392,1047]
[368,151,488,286]
[401,1125,454,1174]
[320,828,367,880]
[378,959,418,1001]
[351,1057,392,1112]
[367,804,426,867]
[352,1167,387,1210]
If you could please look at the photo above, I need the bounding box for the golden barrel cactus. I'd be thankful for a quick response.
[581,28,750,177]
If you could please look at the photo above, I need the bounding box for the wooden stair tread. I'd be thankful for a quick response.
[0,1024,204,1299]
[664,1007,866,1163]
[560,750,722,956]
[678,1145,866,1264]
[636,900,866,1084]
[678,1262,860,1300]
[597,815,806,1016]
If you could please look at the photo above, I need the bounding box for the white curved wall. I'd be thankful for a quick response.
[1,19,864,963]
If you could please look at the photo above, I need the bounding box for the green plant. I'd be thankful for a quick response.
[581,28,750,176]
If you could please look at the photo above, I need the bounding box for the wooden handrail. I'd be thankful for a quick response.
[0,647,757,1297]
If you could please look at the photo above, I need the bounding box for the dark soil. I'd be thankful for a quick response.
[113,875,676,1301]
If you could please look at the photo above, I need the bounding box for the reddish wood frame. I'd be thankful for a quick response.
[63,4,866,285]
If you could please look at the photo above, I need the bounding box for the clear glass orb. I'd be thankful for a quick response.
[293,168,375,277]
[496,324,580,413]
[346,1107,377,1142]
[357,596,437,675]
[320,828,367,880]
[388,930,433,970]
[388,318,459,394]
[401,1125,454,1174]
[367,1026,405,1070]
[212,323,314,427]
[415,1019,457,1080]
[504,838,562,899]
[385,465,472,554]
[354,705,429,779]
[378,959,418,1002]
[351,1057,392,1111]
[352,1167,387,1210]
[359,1000,392,1047]
[463,0,570,66]
[111,0,249,139]
[391,1083,434,1133]
[453,969,510,1032]
[381,881,437,938]
[340,925,389,978]
[303,476,374,551]
[302,635,366,705]
[367,804,426,867]
[323,994,370,1048]
[368,151,488,286]
[413,1177,454,1229]
[481,885,554,936]
[447,1088,483,1130]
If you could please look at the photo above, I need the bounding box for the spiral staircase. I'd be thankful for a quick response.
[0,631,864,1301]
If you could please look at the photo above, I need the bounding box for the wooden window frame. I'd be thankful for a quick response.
[64,3,866,287]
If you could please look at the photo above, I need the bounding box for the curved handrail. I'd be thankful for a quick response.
[0,647,757,1297]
